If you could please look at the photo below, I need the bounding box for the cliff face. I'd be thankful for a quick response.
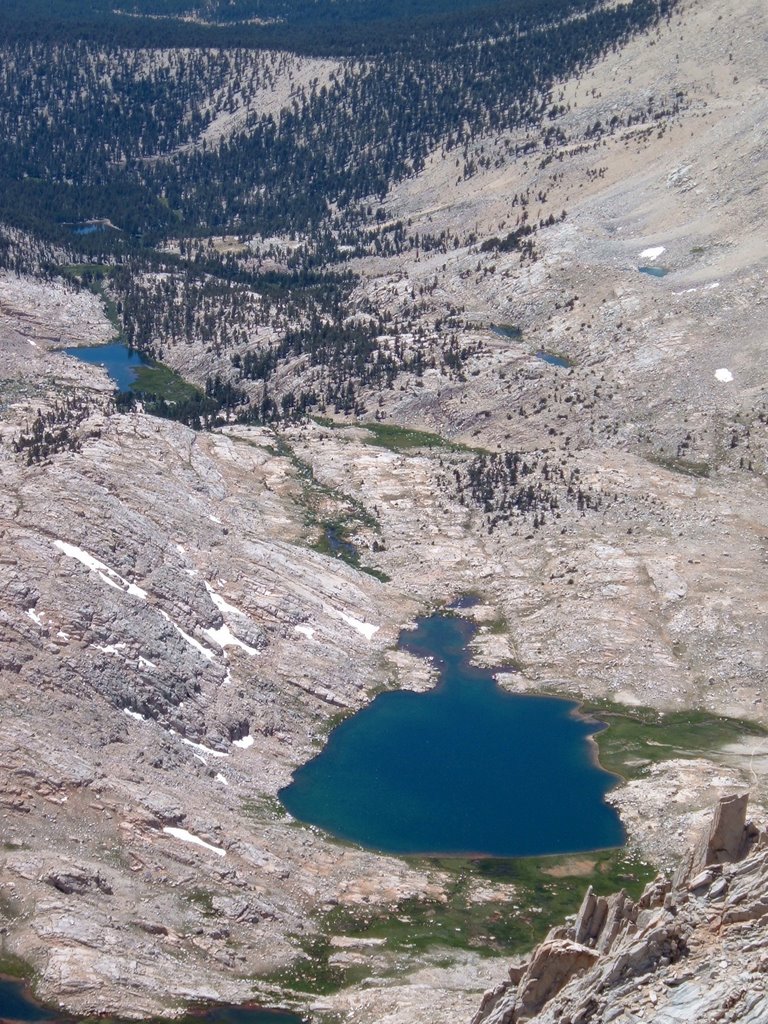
[472,796,768,1024]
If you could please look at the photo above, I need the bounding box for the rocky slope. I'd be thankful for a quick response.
[472,795,768,1024]
[1,0,767,1021]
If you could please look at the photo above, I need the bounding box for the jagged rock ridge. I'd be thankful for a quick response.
[472,796,768,1024]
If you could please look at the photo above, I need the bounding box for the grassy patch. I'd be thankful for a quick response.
[360,422,475,453]
[264,935,361,996]
[648,453,711,478]
[269,846,654,997]
[313,417,482,453]
[184,888,216,916]
[133,362,202,403]
[582,702,768,780]
[360,565,391,583]
[486,612,509,636]
[0,952,34,979]
[241,796,290,822]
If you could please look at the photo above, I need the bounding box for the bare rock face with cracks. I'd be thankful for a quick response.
[472,795,768,1024]
[1,0,767,1022]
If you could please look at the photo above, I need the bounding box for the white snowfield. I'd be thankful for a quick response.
[232,734,254,749]
[159,609,216,661]
[715,368,734,382]
[203,582,259,654]
[204,581,245,618]
[54,540,148,600]
[328,605,379,640]
[639,246,665,261]
[295,624,316,639]
[182,737,228,759]
[162,827,226,857]
[205,622,260,656]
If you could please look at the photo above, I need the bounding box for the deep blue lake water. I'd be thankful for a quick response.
[0,978,305,1024]
[279,613,624,858]
[64,342,151,391]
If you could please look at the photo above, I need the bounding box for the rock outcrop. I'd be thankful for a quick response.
[472,796,768,1024]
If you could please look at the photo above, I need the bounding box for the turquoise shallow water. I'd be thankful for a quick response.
[280,613,624,858]
[64,341,151,391]
[0,978,304,1024]
[638,265,669,278]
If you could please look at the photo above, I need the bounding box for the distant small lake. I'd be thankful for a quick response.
[0,977,305,1024]
[279,612,624,858]
[491,326,571,367]
[535,350,571,368]
[64,341,151,392]
[638,266,669,278]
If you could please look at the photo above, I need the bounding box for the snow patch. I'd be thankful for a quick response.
[715,368,734,383]
[160,610,216,661]
[92,642,127,655]
[639,246,665,261]
[123,708,146,721]
[705,282,720,290]
[232,735,254,749]
[182,737,228,759]
[26,608,43,625]
[215,773,229,786]
[331,607,379,640]
[54,540,148,601]
[295,624,316,640]
[162,826,226,857]
[205,582,246,618]
[138,656,157,672]
[27,338,38,348]
[205,623,259,656]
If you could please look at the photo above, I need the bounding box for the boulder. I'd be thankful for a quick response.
[515,939,600,1019]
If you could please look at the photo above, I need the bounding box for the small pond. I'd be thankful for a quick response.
[491,326,571,367]
[279,612,624,858]
[534,350,571,368]
[323,525,358,562]
[638,266,669,278]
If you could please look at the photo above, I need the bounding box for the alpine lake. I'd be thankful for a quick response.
[280,610,624,858]
[63,341,197,401]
